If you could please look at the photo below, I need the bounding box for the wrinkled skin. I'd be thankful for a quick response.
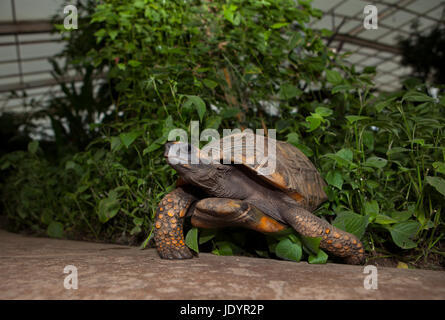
[153,142,365,264]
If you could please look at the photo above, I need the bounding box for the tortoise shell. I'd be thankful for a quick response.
[202,132,328,211]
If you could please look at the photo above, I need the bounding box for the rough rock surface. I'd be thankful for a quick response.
[0,230,444,299]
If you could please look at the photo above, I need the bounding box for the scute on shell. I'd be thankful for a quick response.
[201,132,328,211]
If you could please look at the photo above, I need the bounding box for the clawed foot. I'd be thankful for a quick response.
[158,245,193,260]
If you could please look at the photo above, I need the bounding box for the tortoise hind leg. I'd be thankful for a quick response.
[154,188,196,259]
[191,198,287,233]
[281,206,365,264]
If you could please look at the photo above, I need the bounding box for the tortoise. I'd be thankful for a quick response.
[153,132,365,264]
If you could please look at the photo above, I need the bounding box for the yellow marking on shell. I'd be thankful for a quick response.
[359,248,364,253]
[159,207,164,211]
[343,236,349,241]
[171,218,177,224]
[289,192,304,203]
[352,239,357,244]
[155,222,161,229]
[167,198,173,202]
[327,240,333,244]
[334,233,340,239]
[270,172,287,189]
[179,209,186,217]
[357,243,362,248]
[325,228,330,234]
[334,243,342,249]
[158,214,164,219]
[172,240,177,244]
[171,224,177,229]
[168,210,175,217]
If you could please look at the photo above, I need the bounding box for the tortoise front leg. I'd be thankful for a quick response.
[191,198,287,233]
[154,187,196,259]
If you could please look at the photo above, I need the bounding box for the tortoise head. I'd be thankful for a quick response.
[164,141,230,190]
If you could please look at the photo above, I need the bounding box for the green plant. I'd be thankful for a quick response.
[0,0,443,267]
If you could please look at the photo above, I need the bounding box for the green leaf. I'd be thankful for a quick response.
[374,214,397,225]
[220,107,240,119]
[199,229,217,245]
[271,22,289,29]
[305,115,322,132]
[374,97,396,112]
[326,69,342,85]
[184,95,206,122]
[97,191,120,223]
[425,176,445,197]
[315,106,333,117]
[308,249,328,264]
[143,143,161,155]
[275,238,302,262]
[279,84,301,100]
[47,221,64,238]
[336,148,353,162]
[294,143,313,157]
[185,227,199,253]
[203,79,218,89]
[109,30,118,40]
[387,147,410,155]
[345,115,371,124]
[364,200,379,218]
[214,241,235,256]
[205,116,222,129]
[111,136,123,152]
[28,140,39,154]
[362,131,374,150]
[402,91,436,103]
[0,160,11,170]
[332,84,352,94]
[411,138,425,146]
[432,162,445,175]
[288,33,303,49]
[390,221,420,249]
[286,132,300,146]
[300,235,322,255]
[326,170,343,190]
[390,211,412,222]
[333,211,369,239]
[364,156,387,168]
[120,131,141,148]
[128,60,141,67]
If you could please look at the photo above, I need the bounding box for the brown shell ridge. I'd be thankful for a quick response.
[203,132,328,209]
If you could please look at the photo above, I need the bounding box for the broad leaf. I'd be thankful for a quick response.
[390,221,420,249]
[275,238,302,262]
[333,211,369,239]
[425,176,445,197]
[185,227,199,253]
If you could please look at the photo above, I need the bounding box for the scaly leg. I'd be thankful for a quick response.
[154,187,196,259]
[282,206,365,264]
[191,198,287,233]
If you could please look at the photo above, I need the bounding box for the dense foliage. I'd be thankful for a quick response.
[1,0,444,267]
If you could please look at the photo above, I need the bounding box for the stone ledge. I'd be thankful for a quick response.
[0,230,444,300]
